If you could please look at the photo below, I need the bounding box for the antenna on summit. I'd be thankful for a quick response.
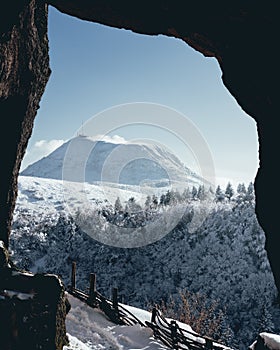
[78,120,86,137]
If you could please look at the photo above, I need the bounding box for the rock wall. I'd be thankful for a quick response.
[0,280,69,350]
[0,0,50,247]
[0,242,69,350]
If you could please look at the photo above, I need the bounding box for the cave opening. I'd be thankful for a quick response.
[9,5,276,349]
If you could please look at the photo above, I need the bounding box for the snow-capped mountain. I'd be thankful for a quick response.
[21,136,209,189]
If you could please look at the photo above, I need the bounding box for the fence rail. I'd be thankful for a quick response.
[67,262,230,350]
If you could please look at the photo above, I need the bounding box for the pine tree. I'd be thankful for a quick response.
[182,187,191,201]
[169,190,177,204]
[151,194,158,209]
[237,183,246,194]
[114,197,123,212]
[192,186,198,200]
[160,193,166,206]
[215,185,224,202]
[164,190,171,205]
[197,185,206,201]
[225,182,234,201]
[145,195,152,210]
[236,183,247,203]
[245,182,255,201]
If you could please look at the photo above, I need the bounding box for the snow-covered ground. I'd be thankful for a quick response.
[249,332,280,350]
[16,175,170,214]
[64,293,234,350]
[64,293,169,350]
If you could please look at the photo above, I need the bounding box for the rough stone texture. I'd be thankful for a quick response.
[0,2,67,348]
[0,276,69,350]
[0,0,51,247]
[0,1,279,346]
[0,241,69,349]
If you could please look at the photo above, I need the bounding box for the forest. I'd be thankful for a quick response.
[10,181,280,349]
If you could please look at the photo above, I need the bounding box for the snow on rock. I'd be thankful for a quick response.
[250,333,280,350]
[64,293,169,350]
[2,289,34,300]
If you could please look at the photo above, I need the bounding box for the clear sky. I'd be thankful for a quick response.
[21,6,259,189]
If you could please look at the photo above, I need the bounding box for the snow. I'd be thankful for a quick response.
[63,293,231,350]
[250,333,280,350]
[11,270,34,277]
[21,136,208,190]
[64,293,168,350]
[120,304,195,338]
[16,175,164,213]
[11,169,276,350]
[3,289,34,300]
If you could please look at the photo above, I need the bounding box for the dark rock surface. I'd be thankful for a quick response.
[0,0,50,247]
[0,241,69,349]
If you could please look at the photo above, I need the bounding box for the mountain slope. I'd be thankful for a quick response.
[21,136,209,189]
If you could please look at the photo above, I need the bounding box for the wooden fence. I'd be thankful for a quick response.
[67,262,230,350]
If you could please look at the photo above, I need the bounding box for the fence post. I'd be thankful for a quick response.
[71,261,76,290]
[151,307,157,323]
[88,273,97,306]
[205,338,213,350]
[112,287,119,312]
[171,320,178,350]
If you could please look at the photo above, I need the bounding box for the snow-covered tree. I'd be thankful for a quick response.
[245,182,255,202]
[191,186,198,200]
[215,185,225,202]
[197,185,207,201]
[151,194,158,209]
[114,197,123,212]
[225,182,234,201]
[237,183,246,194]
[145,195,152,210]
[182,187,191,201]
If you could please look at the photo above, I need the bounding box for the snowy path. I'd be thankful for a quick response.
[64,293,168,350]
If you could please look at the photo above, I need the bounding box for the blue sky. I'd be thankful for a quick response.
[22,6,259,188]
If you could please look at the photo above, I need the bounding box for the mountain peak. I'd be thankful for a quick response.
[21,136,208,189]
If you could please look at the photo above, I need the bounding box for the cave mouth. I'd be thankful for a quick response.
[1,2,279,349]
